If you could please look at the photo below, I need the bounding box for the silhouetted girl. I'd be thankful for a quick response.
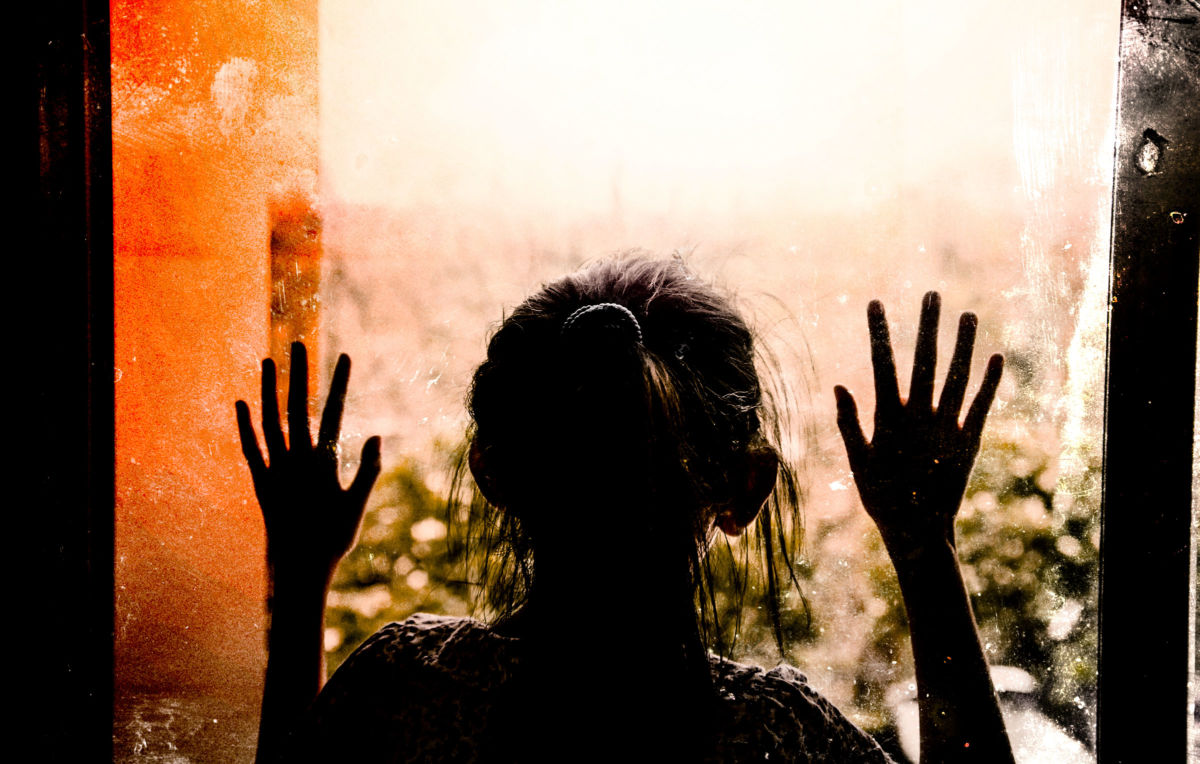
[237,257,1013,762]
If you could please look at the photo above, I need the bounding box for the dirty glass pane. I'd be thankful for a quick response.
[318,3,1115,761]
[112,1,1118,760]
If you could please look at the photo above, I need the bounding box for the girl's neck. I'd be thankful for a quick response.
[497,546,717,761]
[502,543,696,660]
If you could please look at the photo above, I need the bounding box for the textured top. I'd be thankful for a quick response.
[287,613,896,763]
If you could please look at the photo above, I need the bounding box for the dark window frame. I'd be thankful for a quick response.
[33,0,114,760]
[32,0,1199,760]
[1098,2,1199,761]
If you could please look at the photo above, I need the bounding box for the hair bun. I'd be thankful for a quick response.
[561,302,644,345]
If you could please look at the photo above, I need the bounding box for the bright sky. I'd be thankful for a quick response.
[320,0,1116,217]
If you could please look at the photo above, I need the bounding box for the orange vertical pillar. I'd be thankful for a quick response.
[111,0,318,756]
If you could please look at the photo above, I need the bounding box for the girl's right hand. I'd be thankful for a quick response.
[834,292,1002,557]
[835,294,1015,762]
[235,342,382,582]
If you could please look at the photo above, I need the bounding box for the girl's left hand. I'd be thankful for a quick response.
[236,342,381,582]
[834,292,1003,556]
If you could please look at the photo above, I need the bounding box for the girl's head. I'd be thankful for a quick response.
[461,256,801,653]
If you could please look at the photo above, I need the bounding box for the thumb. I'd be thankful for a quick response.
[834,386,868,475]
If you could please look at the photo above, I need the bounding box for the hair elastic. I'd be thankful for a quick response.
[561,302,644,344]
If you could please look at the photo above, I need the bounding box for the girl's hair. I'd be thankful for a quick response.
[451,255,804,657]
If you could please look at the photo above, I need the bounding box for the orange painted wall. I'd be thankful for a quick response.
[112,0,318,698]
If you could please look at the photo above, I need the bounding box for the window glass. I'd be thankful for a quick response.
[319,3,1116,759]
[112,1,1119,760]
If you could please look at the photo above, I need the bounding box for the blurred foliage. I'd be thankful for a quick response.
[703,535,818,660]
[812,355,1100,747]
[326,371,1099,750]
[325,459,470,672]
[960,378,1100,747]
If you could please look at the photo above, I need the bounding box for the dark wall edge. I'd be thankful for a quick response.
[1099,1,1200,761]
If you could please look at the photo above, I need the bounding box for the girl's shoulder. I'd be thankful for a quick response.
[352,613,516,678]
[293,616,895,763]
[708,656,896,763]
[327,613,520,706]
[284,614,514,762]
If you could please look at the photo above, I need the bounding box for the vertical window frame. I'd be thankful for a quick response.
[33,0,115,760]
[1098,1,1200,761]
